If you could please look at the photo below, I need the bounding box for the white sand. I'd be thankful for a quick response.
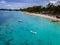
[20,11,60,22]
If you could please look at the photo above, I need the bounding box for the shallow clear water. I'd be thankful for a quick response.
[0,11,60,45]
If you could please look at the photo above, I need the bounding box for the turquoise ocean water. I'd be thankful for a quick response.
[0,11,60,45]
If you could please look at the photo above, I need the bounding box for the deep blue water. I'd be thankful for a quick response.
[0,11,60,45]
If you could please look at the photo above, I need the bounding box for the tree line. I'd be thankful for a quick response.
[20,3,60,16]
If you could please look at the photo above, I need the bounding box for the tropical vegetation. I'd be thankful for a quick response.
[20,3,60,16]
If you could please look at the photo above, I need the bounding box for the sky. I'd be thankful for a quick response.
[0,0,60,9]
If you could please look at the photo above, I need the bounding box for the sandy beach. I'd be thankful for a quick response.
[20,11,60,22]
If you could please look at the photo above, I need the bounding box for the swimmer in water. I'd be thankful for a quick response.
[30,30,37,34]
[18,20,23,22]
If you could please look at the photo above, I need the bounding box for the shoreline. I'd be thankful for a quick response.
[20,11,60,22]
